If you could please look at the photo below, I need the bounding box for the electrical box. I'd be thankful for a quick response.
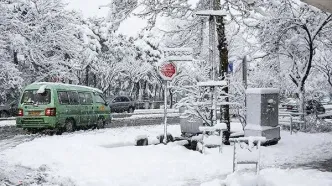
[244,88,281,144]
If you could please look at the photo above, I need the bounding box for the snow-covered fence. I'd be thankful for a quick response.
[197,122,227,154]
[230,137,266,175]
[279,112,305,134]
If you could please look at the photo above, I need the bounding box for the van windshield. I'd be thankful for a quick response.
[21,89,51,105]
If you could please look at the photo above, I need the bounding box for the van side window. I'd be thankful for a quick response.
[58,91,69,105]
[95,94,106,104]
[78,92,86,104]
[85,93,93,104]
[68,91,79,105]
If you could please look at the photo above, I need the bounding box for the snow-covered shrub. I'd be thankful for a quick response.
[302,115,332,133]
[175,82,234,126]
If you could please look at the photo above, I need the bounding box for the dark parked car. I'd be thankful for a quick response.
[109,96,136,113]
[280,98,297,108]
[0,100,18,118]
[286,99,325,114]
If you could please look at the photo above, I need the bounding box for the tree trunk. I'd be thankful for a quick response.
[154,84,158,101]
[93,74,97,87]
[13,51,18,65]
[85,66,89,86]
[169,88,173,108]
[298,85,306,127]
[138,81,143,101]
[159,85,163,100]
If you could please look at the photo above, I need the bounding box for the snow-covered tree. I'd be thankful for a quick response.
[315,49,332,89]
[1,0,83,84]
[258,0,332,114]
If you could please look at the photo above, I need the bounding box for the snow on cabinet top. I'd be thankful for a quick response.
[32,82,103,93]
[246,88,279,94]
[197,80,227,87]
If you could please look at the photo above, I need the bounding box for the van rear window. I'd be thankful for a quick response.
[21,89,51,105]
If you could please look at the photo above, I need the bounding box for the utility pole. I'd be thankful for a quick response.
[196,3,226,129]
[209,0,216,127]
[209,0,216,80]
[216,0,230,145]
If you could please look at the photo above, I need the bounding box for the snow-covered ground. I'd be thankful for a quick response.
[1,125,332,186]
[0,119,16,127]
[202,169,332,186]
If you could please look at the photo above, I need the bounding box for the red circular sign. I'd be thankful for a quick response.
[159,62,177,80]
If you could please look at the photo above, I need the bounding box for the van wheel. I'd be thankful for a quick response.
[65,119,75,133]
[97,118,105,129]
[0,111,9,118]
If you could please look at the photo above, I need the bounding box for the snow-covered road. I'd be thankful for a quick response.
[1,125,332,186]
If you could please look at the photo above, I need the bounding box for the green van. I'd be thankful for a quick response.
[16,82,111,132]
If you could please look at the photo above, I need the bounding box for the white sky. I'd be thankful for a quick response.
[64,0,199,37]
[64,0,148,37]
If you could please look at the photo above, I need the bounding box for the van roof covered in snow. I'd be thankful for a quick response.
[25,82,103,93]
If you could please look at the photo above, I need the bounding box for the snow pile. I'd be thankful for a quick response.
[36,85,47,94]
[236,143,260,163]
[203,135,223,146]
[215,122,227,130]
[199,123,227,132]
[2,124,332,185]
[0,161,75,186]
[0,119,16,127]
[0,125,234,186]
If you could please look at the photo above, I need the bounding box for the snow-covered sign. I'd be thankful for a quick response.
[163,48,193,61]
[195,10,227,16]
[158,62,177,81]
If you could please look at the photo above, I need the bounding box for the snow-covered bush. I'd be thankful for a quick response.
[0,61,23,103]
[175,82,233,126]
[302,115,332,133]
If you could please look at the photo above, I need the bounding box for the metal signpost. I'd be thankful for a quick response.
[158,48,193,144]
[158,62,177,144]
